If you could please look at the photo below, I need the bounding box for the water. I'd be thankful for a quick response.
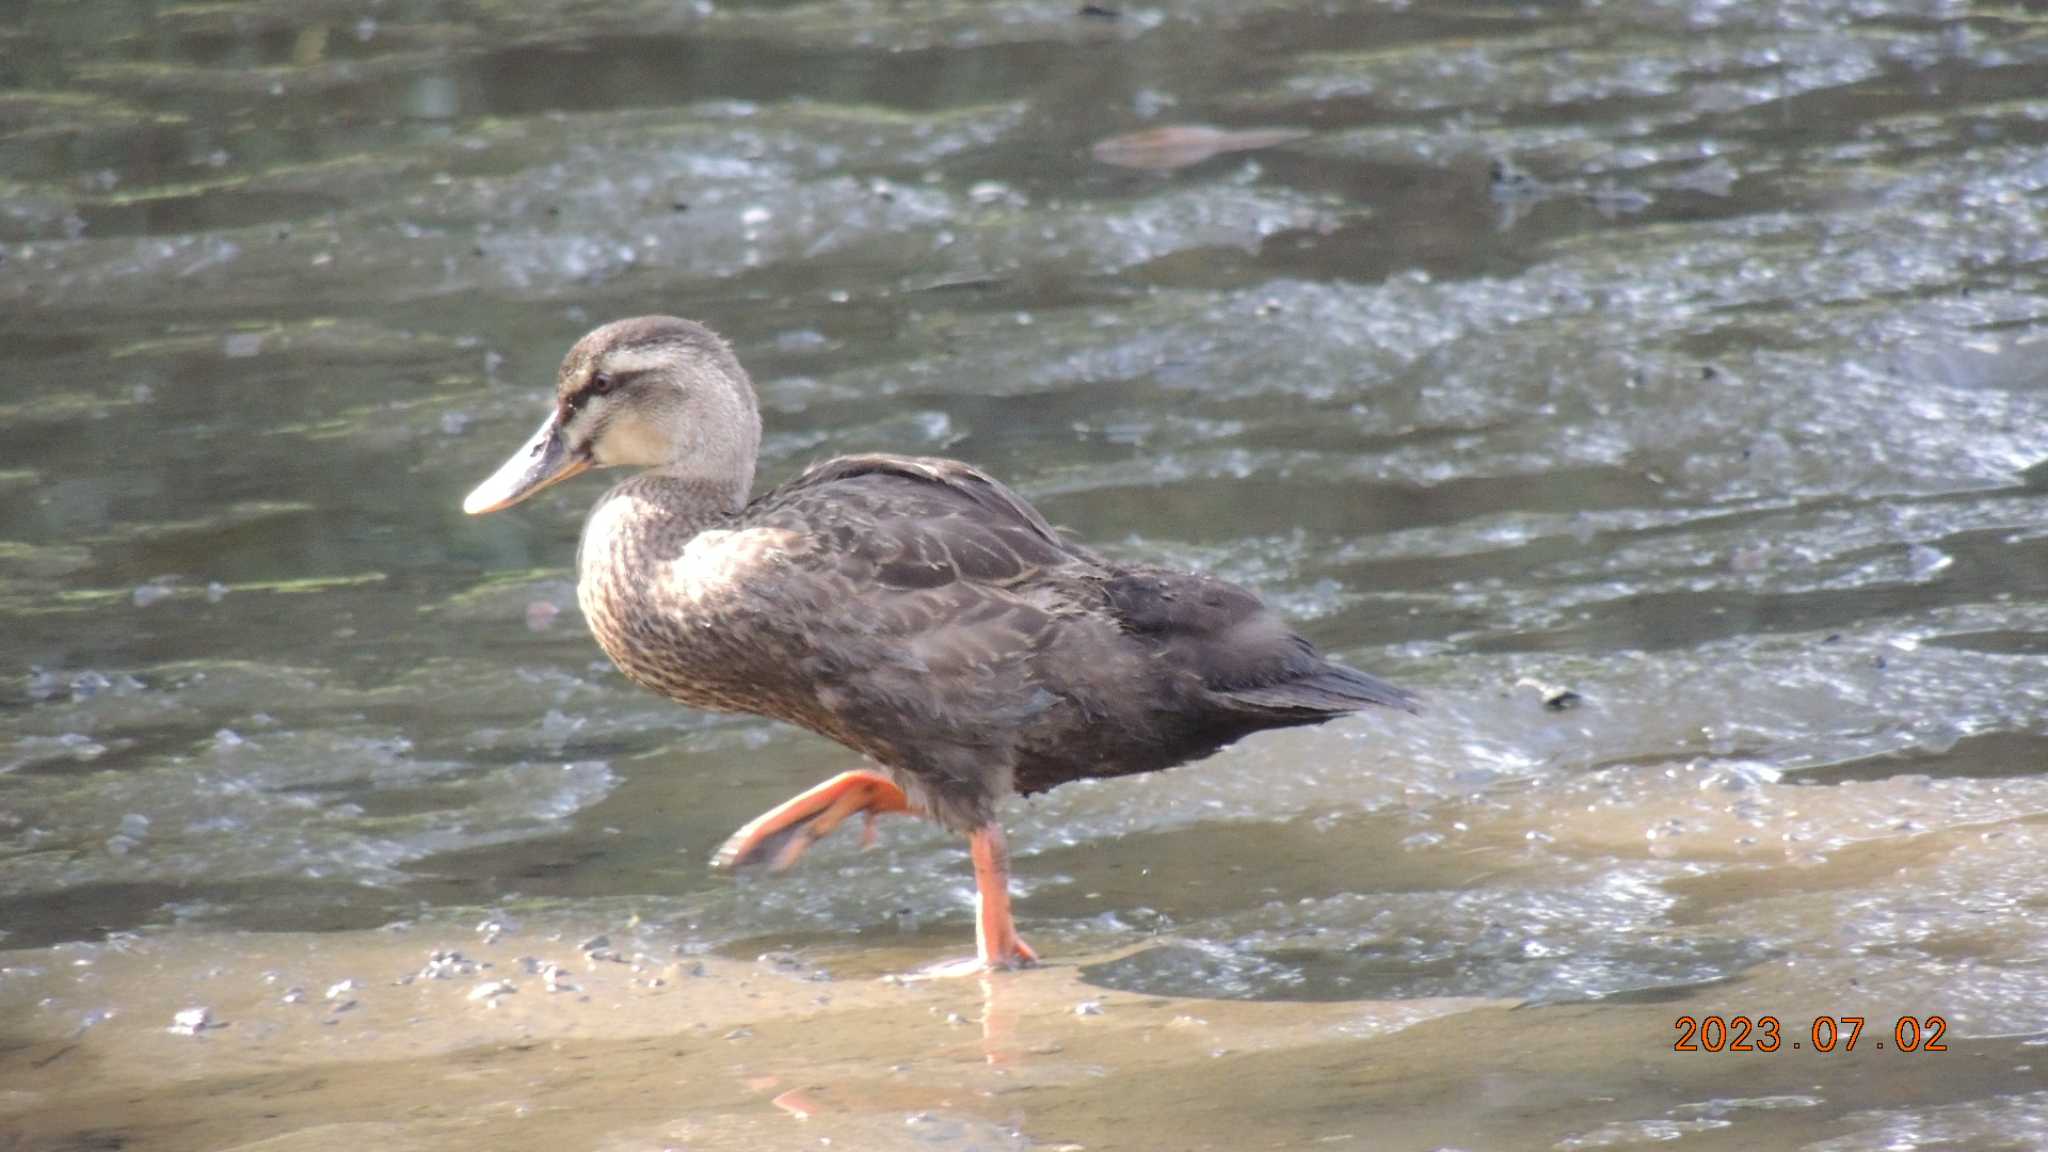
[3,0,2047,1148]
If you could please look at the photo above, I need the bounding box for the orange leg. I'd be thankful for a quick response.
[712,769,912,872]
[970,824,1036,970]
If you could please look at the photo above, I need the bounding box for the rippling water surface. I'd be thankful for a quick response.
[3,1,2047,1148]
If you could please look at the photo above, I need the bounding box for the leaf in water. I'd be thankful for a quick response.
[52,571,386,607]
[424,567,572,614]
[1091,125,1309,171]
[234,572,388,595]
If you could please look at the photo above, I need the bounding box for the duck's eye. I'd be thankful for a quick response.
[588,372,616,397]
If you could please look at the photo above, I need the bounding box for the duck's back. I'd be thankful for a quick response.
[729,455,1111,771]
[663,453,1414,828]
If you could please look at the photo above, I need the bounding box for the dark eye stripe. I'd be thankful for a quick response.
[561,371,623,417]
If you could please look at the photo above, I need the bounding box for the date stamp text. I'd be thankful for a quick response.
[1673,1015,1947,1053]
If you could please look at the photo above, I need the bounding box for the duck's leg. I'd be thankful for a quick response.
[712,769,912,871]
[970,824,1037,969]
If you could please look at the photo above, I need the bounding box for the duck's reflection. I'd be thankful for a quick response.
[978,975,1018,1062]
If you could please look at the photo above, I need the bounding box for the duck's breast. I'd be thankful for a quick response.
[577,488,803,714]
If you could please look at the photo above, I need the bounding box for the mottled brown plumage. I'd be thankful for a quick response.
[464,316,1416,969]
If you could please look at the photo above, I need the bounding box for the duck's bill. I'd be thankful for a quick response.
[462,414,591,515]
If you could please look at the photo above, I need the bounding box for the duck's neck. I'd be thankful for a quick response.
[575,469,753,707]
[580,469,750,573]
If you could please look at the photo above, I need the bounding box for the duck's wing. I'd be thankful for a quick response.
[751,453,1101,586]
[731,454,1412,822]
[757,450,1081,561]
[737,455,1102,822]
[745,453,1411,724]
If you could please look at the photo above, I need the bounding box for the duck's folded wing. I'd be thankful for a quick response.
[740,452,1094,717]
[751,453,1098,586]
[732,455,1116,823]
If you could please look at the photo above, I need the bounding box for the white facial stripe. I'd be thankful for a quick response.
[599,346,686,381]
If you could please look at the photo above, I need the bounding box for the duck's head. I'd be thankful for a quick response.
[463,316,762,515]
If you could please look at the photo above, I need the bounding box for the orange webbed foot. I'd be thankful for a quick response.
[821,822,1041,981]
[971,824,1037,971]
[712,769,911,872]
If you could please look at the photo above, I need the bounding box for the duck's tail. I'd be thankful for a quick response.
[1099,566,1417,725]
[1219,659,1419,720]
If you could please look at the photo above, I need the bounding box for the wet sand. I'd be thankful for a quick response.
[5,918,2043,1151]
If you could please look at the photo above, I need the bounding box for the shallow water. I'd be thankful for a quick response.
[3,0,2047,1148]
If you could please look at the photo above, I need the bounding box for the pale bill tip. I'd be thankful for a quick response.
[462,413,563,515]
[461,464,525,515]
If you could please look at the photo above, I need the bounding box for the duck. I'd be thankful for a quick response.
[463,316,1417,971]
